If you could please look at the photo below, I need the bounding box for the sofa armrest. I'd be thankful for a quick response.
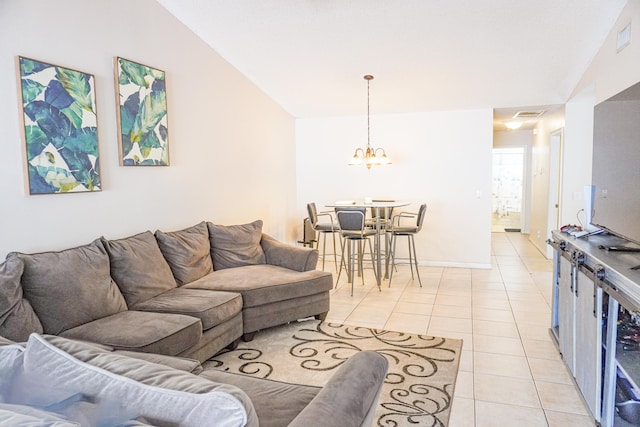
[288,351,388,427]
[260,234,319,272]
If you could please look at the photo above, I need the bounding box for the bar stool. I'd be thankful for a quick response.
[387,204,427,287]
[307,202,339,271]
[335,208,379,295]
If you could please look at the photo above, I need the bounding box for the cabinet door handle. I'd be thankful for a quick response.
[594,265,605,317]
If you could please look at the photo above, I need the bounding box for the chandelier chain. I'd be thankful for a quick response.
[367,76,371,149]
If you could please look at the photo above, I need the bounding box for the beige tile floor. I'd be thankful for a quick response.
[320,232,595,427]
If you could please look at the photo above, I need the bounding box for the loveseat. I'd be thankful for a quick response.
[0,220,333,362]
[0,333,389,426]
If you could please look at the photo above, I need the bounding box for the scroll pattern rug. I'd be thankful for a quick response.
[202,320,462,427]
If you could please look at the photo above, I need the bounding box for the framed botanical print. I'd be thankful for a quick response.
[114,57,169,166]
[17,56,101,194]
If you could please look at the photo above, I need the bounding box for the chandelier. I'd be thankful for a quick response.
[348,75,391,170]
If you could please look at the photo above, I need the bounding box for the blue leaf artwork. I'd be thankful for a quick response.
[18,57,101,194]
[115,57,169,166]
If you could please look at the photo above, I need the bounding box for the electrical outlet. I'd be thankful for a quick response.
[536,230,541,238]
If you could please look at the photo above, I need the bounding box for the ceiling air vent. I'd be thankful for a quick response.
[513,110,545,118]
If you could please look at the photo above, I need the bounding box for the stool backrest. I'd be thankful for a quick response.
[307,202,319,226]
[336,208,366,232]
[416,204,428,232]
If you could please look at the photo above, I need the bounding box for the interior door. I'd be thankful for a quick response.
[548,129,563,230]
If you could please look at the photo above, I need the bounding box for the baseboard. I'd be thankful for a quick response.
[413,260,493,269]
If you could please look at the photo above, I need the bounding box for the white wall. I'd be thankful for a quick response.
[493,129,534,234]
[529,109,565,257]
[0,0,296,259]
[296,109,494,268]
[562,86,596,228]
[571,2,640,105]
[558,0,640,243]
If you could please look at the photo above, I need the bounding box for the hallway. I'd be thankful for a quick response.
[324,232,592,426]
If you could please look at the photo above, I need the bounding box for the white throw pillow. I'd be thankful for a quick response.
[20,334,248,427]
[0,343,24,403]
[0,403,79,426]
[0,343,24,373]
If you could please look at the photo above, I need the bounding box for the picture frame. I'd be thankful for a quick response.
[114,57,169,166]
[16,56,101,194]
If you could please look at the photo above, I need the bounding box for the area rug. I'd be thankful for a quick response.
[202,319,462,427]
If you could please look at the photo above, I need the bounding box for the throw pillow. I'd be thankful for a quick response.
[19,334,253,427]
[0,403,79,426]
[0,342,24,399]
[208,220,266,270]
[155,222,213,286]
[12,239,127,335]
[102,231,177,306]
[0,255,43,342]
[1,340,146,426]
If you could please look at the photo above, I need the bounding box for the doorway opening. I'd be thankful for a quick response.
[492,147,525,232]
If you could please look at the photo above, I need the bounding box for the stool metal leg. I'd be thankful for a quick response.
[331,232,338,272]
[321,232,327,271]
[410,234,422,287]
[407,235,415,280]
[388,232,422,288]
[335,235,348,287]
[367,238,380,291]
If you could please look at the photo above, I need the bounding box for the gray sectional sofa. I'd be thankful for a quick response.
[0,220,333,362]
[0,219,389,426]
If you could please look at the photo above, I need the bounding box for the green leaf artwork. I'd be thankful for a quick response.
[17,57,101,194]
[115,57,169,166]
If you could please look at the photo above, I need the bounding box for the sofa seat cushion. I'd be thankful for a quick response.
[132,288,242,331]
[102,231,177,307]
[183,265,333,308]
[29,333,203,373]
[59,310,202,356]
[114,350,203,374]
[13,239,127,335]
[199,369,320,427]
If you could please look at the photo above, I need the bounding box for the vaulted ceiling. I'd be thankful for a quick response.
[157,0,627,124]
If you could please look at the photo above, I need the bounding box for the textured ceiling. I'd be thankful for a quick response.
[157,0,627,120]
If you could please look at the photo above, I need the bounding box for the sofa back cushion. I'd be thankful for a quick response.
[208,220,266,270]
[13,239,127,335]
[0,255,43,342]
[155,222,213,285]
[102,231,177,306]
